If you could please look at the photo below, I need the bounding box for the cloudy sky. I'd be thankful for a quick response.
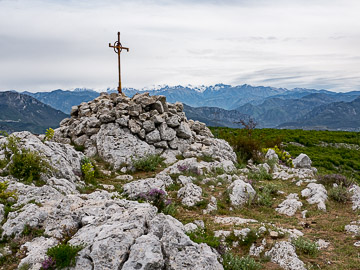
[0,0,359,92]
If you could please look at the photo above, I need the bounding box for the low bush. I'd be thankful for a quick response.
[137,188,171,213]
[45,243,83,269]
[248,167,272,181]
[162,202,178,216]
[263,146,293,167]
[318,174,354,187]
[133,154,165,172]
[81,157,95,184]
[222,253,262,270]
[328,184,350,203]
[44,128,55,141]
[0,181,16,204]
[292,237,319,256]
[9,149,50,185]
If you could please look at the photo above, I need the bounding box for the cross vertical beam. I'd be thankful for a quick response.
[109,32,129,94]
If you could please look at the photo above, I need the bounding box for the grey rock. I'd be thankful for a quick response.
[116,115,129,127]
[128,119,141,134]
[153,101,164,114]
[350,184,360,211]
[159,123,176,141]
[301,183,328,211]
[293,153,312,169]
[146,129,161,144]
[143,120,156,132]
[166,115,181,127]
[177,183,202,207]
[265,241,306,270]
[228,180,256,207]
[18,237,58,270]
[122,234,164,270]
[148,214,223,270]
[123,178,166,199]
[276,193,303,216]
[96,123,156,169]
[176,122,192,139]
[154,141,168,149]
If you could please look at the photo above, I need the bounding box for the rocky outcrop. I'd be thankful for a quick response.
[276,194,303,217]
[177,183,202,207]
[301,183,328,211]
[54,92,236,169]
[265,241,306,270]
[0,174,223,270]
[0,131,84,185]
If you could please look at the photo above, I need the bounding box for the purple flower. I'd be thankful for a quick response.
[41,257,56,270]
[177,164,189,172]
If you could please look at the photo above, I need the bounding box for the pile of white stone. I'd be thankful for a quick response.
[54,92,236,170]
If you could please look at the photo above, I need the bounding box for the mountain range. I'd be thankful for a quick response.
[1,84,359,133]
[23,84,360,131]
[0,91,68,134]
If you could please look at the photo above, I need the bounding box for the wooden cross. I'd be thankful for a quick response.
[109,32,129,94]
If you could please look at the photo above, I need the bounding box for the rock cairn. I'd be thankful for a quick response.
[54,92,236,170]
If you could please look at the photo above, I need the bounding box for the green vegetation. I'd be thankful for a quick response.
[210,127,360,183]
[222,253,262,270]
[263,145,293,167]
[81,157,96,184]
[328,184,350,203]
[132,154,165,172]
[187,228,220,249]
[0,181,17,204]
[46,243,83,269]
[292,237,319,256]
[44,128,55,141]
[254,184,278,207]
[247,167,272,181]
[21,224,45,238]
[2,135,51,185]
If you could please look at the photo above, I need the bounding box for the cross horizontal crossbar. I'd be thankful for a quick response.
[109,44,129,51]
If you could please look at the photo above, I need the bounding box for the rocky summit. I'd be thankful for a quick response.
[54,92,236,171]
[0,92,359,270]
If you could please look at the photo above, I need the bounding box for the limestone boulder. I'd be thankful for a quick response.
[228,180,256,207]
[96,123,156,170]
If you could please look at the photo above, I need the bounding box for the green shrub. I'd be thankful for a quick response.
[187,228,220,249]
[222,253,262,270]
[292,237,319,256]
[81,158,95,184]
[132,154,165,172]
[199,154,214,162]
[248,167,272,181]
[239,229,259,247]
[0,181,17,204]
[46,243,83,269]
[329,184,350,203]
[44,128,55,141]
[9,150,50,185]
[162,202,178,216]
[0,159,7,170]
[0,130,8,137]
[263,146,293,167]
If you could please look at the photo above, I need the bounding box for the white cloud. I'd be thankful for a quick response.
[0,0,359,92]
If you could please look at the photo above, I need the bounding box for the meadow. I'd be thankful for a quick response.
[210,127,360,183]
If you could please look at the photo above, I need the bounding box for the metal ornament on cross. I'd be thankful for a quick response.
[109,32,129,94]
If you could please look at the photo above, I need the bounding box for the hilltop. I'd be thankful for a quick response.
[0,92,359,269]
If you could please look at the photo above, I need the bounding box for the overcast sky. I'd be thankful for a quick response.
[0,0,359,92]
